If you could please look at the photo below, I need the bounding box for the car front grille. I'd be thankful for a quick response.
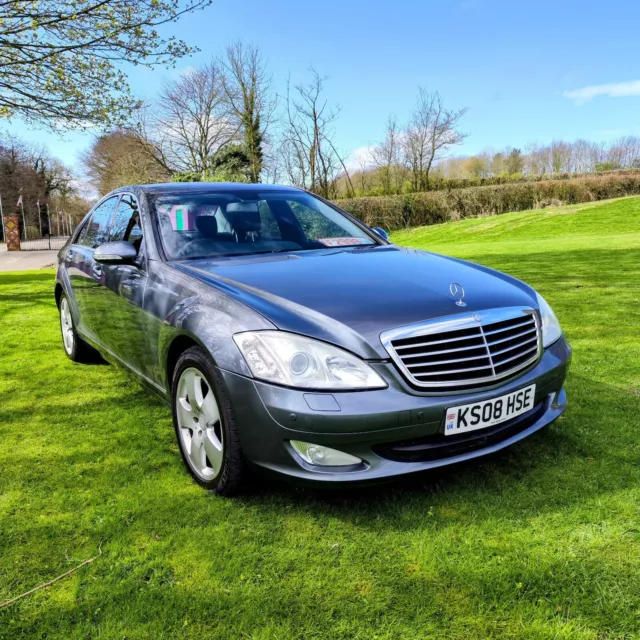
[381,307,541,390]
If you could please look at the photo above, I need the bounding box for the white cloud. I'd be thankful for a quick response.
[563,79,640,104]
[345,145,375,172]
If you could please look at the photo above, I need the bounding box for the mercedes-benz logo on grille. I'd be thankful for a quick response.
[449,282,467,307]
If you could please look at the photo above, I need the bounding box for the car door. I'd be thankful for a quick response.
[97,194,156,379]
[67,196,120,341]
[63,213,92,332]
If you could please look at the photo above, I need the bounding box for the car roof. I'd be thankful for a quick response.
[113,182,305,196]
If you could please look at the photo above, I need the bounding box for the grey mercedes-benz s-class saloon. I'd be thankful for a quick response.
[55,183,571,495]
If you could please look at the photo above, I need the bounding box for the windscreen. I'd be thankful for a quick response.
[150,190,377,260]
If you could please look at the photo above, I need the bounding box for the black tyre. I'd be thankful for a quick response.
[171,346,247,496]
[59,293,100,363]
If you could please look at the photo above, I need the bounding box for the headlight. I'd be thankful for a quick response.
[233,330,387,390]
[535,293,562,347]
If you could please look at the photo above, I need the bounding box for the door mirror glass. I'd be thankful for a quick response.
[371,227,390,242]
[94,241,138,264]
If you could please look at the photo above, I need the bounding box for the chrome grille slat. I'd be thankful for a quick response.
[381,307,541,389]
[405,353,492,367]
[485,326,537,347]
[412,363,495,377]
[394,332,483,350]
[400,342,488,358]
[492,344,538,367]
[489,334,538,355]
[483,318,535,336]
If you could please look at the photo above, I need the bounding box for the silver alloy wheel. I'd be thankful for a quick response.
[60,297,75,355]
[176,367,224,481]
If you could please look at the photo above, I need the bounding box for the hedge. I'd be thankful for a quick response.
[334,171,640,230]
[379,167,640,193]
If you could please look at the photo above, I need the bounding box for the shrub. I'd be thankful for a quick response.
[335,171,640,230]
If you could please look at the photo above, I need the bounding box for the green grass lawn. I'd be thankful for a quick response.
[1,197,639,639]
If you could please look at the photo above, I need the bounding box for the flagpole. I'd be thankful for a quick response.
[0,194,5,243]
[37,200,43,237]
[19,195,26,240]
[46,202,51,237]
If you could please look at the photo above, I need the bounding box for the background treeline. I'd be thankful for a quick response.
[0,136,89,237]
[340,136,640,197]
[336,171,640,230]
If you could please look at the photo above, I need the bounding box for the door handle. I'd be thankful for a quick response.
[92,264,103,278]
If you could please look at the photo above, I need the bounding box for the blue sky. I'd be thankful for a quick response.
[8,0,640,173]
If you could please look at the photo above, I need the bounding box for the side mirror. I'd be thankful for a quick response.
[371,227,390,242]
[94,241,138,264]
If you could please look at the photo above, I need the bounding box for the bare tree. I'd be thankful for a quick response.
[372,116,403,195]
[82,130,171,195]
[280,69,353,198]
[403,89,468,190]
[135,61,239,177]
[221,42,277,183]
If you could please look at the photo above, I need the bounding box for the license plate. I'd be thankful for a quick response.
[444,384,536,436]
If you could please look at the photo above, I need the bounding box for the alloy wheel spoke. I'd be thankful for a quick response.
[203,426,223,473]
[187,429,203,466]
[176,396,192,427]
[185,369,205,410]
[201,389,219,425]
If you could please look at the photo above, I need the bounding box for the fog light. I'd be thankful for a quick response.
[290,441,362,467]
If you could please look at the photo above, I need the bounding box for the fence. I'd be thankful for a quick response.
[1,202,75,251]
[18,234,71,251]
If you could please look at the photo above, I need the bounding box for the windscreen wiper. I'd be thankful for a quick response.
[217,249,298,258]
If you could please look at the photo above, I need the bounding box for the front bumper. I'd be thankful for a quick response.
[220,336,571,485]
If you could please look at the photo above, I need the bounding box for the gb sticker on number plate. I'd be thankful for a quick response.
[444,384,536,436]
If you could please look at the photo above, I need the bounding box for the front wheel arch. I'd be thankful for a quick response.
[165,333,211,393]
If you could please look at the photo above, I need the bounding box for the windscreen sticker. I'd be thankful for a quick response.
[317,237,374,247]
